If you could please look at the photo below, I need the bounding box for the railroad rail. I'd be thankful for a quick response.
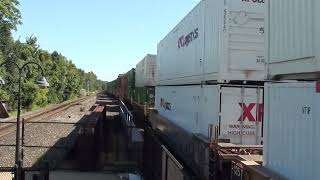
[0,95,96,139]
[0,94,98,169]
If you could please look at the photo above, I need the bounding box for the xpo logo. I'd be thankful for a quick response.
[242,0,265,3]
[238,103,264,122]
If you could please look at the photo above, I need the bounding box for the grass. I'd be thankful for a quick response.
[8,106,42,118]
[6,92,98,118]
[7,96,80,118]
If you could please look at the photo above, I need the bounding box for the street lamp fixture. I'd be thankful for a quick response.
[0,76,50,87]
[0,77,5,85]
[36,76,50,88]
[0,60,49,180]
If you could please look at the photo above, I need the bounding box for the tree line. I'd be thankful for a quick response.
[0,0,106,112]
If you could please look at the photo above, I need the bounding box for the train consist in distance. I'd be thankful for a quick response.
[107,54,156,107]
[107,0,320,180]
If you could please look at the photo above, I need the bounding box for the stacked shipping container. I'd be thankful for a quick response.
[135,54,157,105]
[155,0,266,144]
[105,0,320,179]
[153,0,266,179]
[264,82,320,179]
[119,74,128,99]
[155,85,263,144]
[267,0,320,80]
[263,0,320,179]
[106,55,157,106]
[135,54,157,87]
[157,0,266,85]
[127,69,135,100]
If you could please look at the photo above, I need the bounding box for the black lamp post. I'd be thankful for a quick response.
[0,61,49,180]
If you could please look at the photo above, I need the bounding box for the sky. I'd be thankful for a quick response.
[13,0,200,81]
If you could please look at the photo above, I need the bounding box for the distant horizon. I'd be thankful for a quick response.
[13,0,200,81]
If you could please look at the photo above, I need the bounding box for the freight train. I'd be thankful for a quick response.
[107,0,320,179]
[107,0,267,179]
[107,54,156,107]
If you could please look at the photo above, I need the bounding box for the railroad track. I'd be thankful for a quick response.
[0,95,96,139]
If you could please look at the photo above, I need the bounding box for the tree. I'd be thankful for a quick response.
[0,0,21,56]
[0,0,22,30]
[0,1,106,113]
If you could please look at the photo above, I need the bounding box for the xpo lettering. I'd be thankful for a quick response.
[238,103,264,122]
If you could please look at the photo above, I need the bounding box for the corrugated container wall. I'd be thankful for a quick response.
[264,82,320,179]
[135,54,157,87]
[157,0,266,85]
[155,85,263,145]
[267,0,320,79]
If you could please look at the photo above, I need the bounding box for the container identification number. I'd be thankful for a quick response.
[302,106,311,115]
[256,56,265,64]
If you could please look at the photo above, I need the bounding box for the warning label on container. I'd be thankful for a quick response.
[227,124,257,136]
[220,87,263,145]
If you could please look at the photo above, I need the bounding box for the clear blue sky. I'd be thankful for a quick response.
[13,0,200,81]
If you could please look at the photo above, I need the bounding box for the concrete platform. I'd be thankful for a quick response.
[50,171,120,180]
[0,172,13,180]
[49,171,142,180]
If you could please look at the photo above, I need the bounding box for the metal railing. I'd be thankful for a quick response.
[20,120,85,170]
[119,100,135,127]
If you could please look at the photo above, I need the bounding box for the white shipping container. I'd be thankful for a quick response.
[267,0,320,79]
[135,54,157,87]
[157,0,266,85]
[155,84,263,145]
[264,82,320,179]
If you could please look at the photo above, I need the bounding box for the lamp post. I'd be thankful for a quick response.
[0,61,49,180]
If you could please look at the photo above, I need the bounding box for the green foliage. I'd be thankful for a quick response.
[0,89,9,101]
[21,81,38,110]
[0,0,107,113]
[0,0,22,30]
[34,88,48,107]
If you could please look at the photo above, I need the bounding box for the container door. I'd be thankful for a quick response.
[201,85,220,138]
[145,55,157,86]
[221,0,265,71]
[219,86,263,145]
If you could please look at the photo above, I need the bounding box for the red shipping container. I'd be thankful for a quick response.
[120,75,128,99]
